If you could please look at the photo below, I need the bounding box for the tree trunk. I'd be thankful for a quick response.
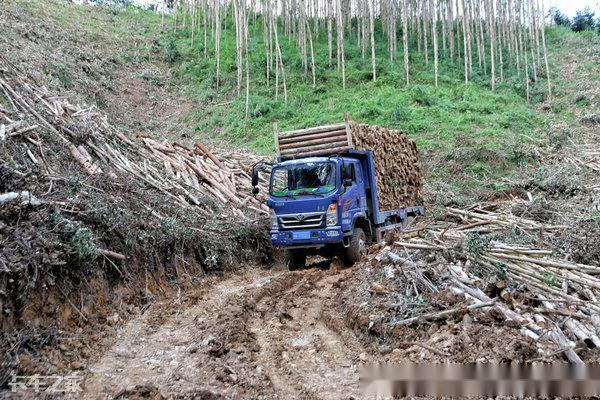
[328,0,333,67]
[215,0,221,89]
[369,0,376,82]
[488,0,496,90]
[307,20,316,87]
[272,10,288,102]
[539,0,552,99]
[336,0,346,88]
[245,3,251,119]
[431,0,439,87]
[403,0,410,86]
[461,0,468,84]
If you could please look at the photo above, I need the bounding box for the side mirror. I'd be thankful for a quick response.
[343,178,353,187]
[252,187,260,195]
[251,169,259,187]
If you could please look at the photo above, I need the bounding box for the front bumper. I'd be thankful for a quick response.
[270,227,344,248]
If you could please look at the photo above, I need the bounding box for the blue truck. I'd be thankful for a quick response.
[251,121,424,269]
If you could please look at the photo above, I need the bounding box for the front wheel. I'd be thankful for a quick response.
[286,249,307,271]
[343,228,367,267]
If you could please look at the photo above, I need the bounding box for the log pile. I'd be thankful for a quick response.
[350,121,422,211]
[276,120,422,211]
[276,123,351,159]
[370,201,600,363]
[0,61,269,218]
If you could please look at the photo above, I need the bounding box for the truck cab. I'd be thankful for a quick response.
[267,154,370,263]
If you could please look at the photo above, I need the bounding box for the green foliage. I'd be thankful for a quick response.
[160,217,192,241]
[163,38,180,64]
[572,8,597,32]
[71,228,98,261]
[465,234,492,256]
[542,272,559,287]
[550,6,600,33]
[549,7,572,28]
[492,262,508,280]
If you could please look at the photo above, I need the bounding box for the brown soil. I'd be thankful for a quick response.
[82,267,369,399]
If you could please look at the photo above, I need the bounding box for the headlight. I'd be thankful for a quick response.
[326,204,338,226]
[269,209,278,229]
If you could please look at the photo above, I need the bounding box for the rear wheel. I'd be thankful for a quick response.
[286,249,307,271]
[343,228,367,267]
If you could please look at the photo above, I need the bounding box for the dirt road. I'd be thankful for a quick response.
[82,267,370,399]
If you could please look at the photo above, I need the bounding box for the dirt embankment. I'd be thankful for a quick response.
[0,0,271,389]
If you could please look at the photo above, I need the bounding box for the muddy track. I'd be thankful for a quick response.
[82,267,366,399]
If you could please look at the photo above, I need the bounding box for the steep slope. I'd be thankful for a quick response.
[0,0,190,139]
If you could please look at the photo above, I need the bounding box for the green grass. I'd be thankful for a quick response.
[161,12,545,159]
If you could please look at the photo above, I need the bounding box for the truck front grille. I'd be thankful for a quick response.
[278,212,325,230]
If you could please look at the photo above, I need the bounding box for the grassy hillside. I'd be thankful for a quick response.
[0,0,191,137]
[4,0,597,206]
[168,15,545,155]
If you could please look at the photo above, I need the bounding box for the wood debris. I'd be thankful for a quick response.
[0,60,268,218]
[369,201,600,363]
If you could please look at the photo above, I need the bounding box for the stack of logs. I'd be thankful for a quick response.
[276,123,351,159]
[0,63,269,218]
[276,120,422,211]
[350,122,422,211]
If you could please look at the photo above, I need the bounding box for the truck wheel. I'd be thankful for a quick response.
[343,228,367,267]
[286,249,307,271]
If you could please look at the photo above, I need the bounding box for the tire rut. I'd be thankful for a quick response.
[249,269,364,400]
[81,267,364,399]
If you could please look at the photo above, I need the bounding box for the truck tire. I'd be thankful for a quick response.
[286,249,307,271]
[343,228,366,267]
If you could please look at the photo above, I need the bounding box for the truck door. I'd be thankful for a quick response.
[341,161,363,231]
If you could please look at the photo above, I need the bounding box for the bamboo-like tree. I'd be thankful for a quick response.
[215,0,221,88]
[402,0,410,86]
[431,0,439,87]
[169,0,551,104]
[369,0,376,82]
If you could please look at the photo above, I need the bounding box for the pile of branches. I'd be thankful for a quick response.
[370,201,600,363]
[0,58,268,218]
[0,57,273,333]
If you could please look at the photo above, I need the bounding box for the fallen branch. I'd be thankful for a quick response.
[395,301,496,326]
[97,249,126,261]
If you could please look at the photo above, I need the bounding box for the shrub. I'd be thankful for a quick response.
[549,7,571,27]
[163,38,180,64]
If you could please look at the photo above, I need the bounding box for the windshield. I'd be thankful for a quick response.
[270,161,337,197]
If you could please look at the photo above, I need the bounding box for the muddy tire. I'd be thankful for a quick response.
[343,228,366,267]
[286,249,307,271]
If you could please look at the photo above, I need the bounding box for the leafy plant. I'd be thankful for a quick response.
[71,228,97,261]
[465,234,492,256]
[163,38,180,64]
[542,272,559,287]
